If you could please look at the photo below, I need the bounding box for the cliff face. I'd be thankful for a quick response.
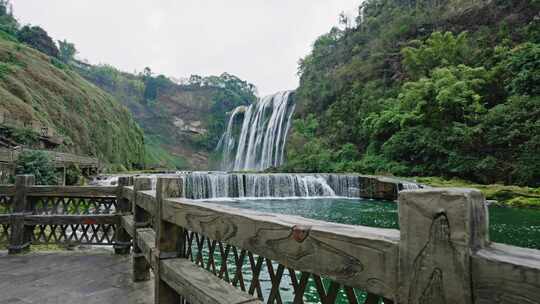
[76,65,255,170]
[0,36,145,169]
[134,86,222,170]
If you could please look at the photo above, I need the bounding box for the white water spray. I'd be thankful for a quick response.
[219,91,295,171]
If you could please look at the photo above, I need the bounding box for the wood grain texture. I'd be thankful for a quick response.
[123,186,135,203]
[163,197,400,299]
[137,190,157,216]
[136,228,157,270]
[155,177,185,304]
[160,258,262,304]
[24,214,120,225]
[121,215,135,238]
[114,177,133,255]
[472,243,540,304]
[0,185,15,196]
[26,186,117,197]
[9,175,34,254]
[398,188,488,304]
[133,178,153,282]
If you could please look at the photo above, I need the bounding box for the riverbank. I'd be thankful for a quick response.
[414,177,540,209]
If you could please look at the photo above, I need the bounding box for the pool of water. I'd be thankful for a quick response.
[206,197,540,249]
[196,198,540,303]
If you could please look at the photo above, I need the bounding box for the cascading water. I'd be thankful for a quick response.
[179,172,372,200]
[218,91,296,171]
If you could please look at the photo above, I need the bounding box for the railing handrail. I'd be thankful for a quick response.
[0,175,132,253]
[125,176,540,304]
[1,175,539,304]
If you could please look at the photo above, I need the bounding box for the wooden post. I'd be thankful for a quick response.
[114,176,133,255]
[398,188,489,304]
[133,177,152,282]
[9,175,35,254]
[155,177,184,304]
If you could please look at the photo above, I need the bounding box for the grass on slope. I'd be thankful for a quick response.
[144,135,188,169]
[415,177,540,208]
[0,35,144,169]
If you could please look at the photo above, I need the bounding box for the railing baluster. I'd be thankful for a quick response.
[155,177,184,304]
[398,189,488,304]
[133,177,152,282]
[8,175,34,254]
[114,176,133,254]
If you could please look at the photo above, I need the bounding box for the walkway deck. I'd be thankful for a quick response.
[0,249,153,304]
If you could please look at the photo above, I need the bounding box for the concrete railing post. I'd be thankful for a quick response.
[155,177,184,304]
[132,177,152,282]
[398,188,489,304]
[8,175,35,254]
[114,176,133,255]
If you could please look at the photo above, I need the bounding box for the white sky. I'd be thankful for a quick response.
[12,0,361,95]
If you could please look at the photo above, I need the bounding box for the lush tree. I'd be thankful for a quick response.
[287,0,540,187]
[504,43,540,96]
[17,25,59,58]
[401,32,473,79]
[58,39,77,63]
[196,73,257,149]
[15,150,58,185]
[0,0,18,36]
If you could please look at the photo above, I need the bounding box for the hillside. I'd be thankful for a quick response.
[286,0,540,187]
[76,64,256,170]
[0,34,145,170]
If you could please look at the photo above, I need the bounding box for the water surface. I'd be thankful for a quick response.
[207,198,540,249]
[196,198,540,303]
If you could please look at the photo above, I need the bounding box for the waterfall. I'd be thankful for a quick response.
[218,91,296,171]
[181,172,343,200]
[216,106,248,171]
[400,182,423,190]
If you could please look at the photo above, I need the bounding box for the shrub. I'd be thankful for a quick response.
[15,150,58,185]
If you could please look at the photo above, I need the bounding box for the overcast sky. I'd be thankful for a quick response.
[12,0,361,95]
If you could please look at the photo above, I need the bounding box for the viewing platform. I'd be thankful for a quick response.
[0,175,538,304]
[0,249,153,304]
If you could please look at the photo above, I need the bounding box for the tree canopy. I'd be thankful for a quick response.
[285,0,540,187]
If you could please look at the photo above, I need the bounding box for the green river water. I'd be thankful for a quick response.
[197,198,540,303]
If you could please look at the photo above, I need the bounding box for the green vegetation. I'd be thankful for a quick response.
[77,63,256,169]
[15,150,58,185]
[0,36,145,168]
[57,39,76,63]
[286,0,540,188]
[17,25,59,58]
[415,177,540,208]
[144,135,188,169]
[0,1,145,170]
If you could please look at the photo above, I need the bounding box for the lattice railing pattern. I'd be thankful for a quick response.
[26,196,119,245]
[29,196,117,215]
[31,223,116,245]
[183,230,388,304]
[0,195,13,214]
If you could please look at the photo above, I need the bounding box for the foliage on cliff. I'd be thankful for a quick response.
[286,0,540,187]
[76,63,256,169]
[0,34,144,169]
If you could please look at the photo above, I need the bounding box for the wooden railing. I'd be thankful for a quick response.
[1,175,539,304]
[121,176,539,304]
[0,175,131,253]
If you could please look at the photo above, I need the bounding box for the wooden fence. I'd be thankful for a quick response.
[1,175,539,304]
[0,175,130,254]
